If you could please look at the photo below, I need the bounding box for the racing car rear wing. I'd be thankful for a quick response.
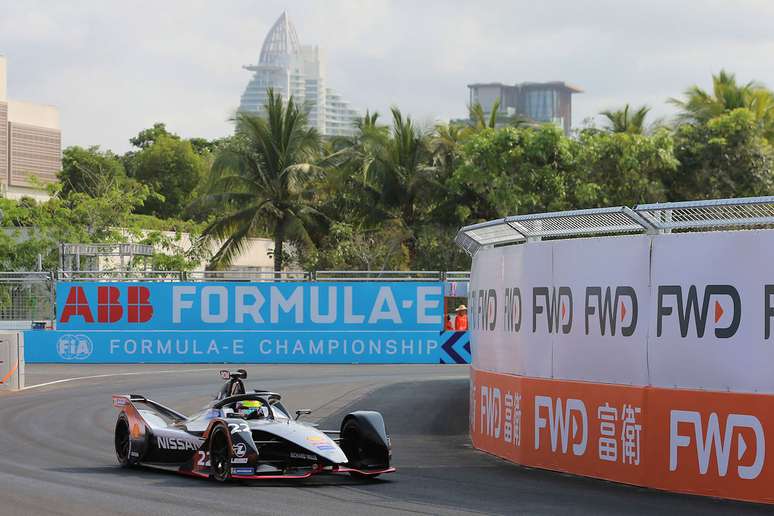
[112,394,187,421]
[220,369,247,380]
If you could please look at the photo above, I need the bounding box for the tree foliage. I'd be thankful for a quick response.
[453,125,574,219]
[573,128,678,207]
[129,122,180,150]
[600,104,651,134]
[59,146,133,197]
[0,183,148,270]
[670,108,773,200]
[200,89,323,271]
[129,134,206,219]
[9,70,774,273]
[670,70,774,141]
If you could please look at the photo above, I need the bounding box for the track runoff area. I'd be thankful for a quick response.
[0,364,767,516]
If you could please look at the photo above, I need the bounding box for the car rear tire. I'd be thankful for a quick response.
[209,426,231,482]
[114,415,133,467]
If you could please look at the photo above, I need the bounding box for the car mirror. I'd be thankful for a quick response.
[295,409,312,420]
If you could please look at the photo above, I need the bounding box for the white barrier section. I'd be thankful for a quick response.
[471,243,554,378]
[0,332,24,390]
[552,235,651,385]
[648,230,774,392]
[464,219,774,504]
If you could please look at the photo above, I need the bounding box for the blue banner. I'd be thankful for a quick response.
[24,329,470,363]
[26,282,471,364]
[55,282,444,331]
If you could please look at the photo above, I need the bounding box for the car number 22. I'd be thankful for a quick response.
[228,422,249,434]
[195,451,211,468]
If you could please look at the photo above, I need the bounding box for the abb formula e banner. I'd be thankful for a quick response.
[25,282,471,364]
[468,228,774,503]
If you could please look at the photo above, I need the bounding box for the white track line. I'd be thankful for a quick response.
[23,368,214,390]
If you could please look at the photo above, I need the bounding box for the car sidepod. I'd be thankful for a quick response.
[250,419,348,465]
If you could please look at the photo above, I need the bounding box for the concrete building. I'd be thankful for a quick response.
[115,231,284,274]
[239,12,359,137]
[467,81,582,134]
[0,56,61,200]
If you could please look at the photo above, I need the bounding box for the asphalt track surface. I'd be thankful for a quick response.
[2,365,772,516]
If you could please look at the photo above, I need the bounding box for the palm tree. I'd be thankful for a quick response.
[469,99,501,130]
[199,89,322,271]
[431,123,467,178]
[670,70,754,121]
[600,104,651,134]
[322,108,437,267]
[669,70,774,139]
[330,110,389,184]
[670,70,774,141]
[468,99,533,130]
[364,108,437,262]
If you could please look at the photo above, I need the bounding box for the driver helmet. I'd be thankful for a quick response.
[237,400,264,418]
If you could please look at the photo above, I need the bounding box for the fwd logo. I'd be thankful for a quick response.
[533,287,573,334]
[471,289,497,331]
[534,396,587,456]
[480,385,501,438]
[503,287,522,333]
[584,286,638,336]
[670,410,765,480]
[657,285,741,338]
[60,286,153,323]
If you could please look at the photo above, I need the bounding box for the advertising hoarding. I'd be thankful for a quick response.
[26,282,471,364]
[648,230,774,392]
[468,228,774,503]
[471,367,773,504]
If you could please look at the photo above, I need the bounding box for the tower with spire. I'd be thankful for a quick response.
[239,12,359,137]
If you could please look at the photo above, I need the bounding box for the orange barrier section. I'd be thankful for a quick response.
[470,367,773,504]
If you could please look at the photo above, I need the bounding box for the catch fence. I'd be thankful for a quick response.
[0,272,55,327]
[455,196,774,255]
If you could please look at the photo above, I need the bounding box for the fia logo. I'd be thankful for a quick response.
[56,334,93,360]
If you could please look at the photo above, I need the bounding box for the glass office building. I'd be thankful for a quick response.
[467,81,582,134]
[239,12,359,137]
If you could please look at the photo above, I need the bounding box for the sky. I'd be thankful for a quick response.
[1,0,774,153]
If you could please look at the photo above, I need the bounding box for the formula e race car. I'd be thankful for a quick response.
[111,369,395,481]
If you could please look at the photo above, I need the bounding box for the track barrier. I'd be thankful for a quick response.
[458,196,774,504]
[24,282,470,364]
[0,332,24,390]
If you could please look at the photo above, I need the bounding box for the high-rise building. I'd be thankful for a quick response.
[467,81,582,134]
[239,12,359,137]
[0,55,61,200]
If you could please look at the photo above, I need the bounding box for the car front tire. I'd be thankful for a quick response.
[209,426,231,482]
